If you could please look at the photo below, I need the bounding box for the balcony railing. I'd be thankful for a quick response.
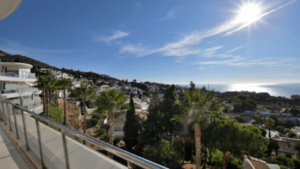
[0,72,37,79]
[0,100,167,169]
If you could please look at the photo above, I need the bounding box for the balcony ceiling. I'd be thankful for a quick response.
[0,62,32,69]
[0,0,22,21]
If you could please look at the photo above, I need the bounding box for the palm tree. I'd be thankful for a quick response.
[49,78,61,103]
[71,81,96,134]
[37,75,57,118]
[95,89,129,146]
[172,88,225,169]
[59,78,73,125]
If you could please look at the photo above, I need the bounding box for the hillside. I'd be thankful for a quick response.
[0,50,169,88]
[0,50,116,81]
[0,50,59,70]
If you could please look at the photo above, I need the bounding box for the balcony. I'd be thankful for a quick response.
[0,100,167,169]
[0,72,36,79]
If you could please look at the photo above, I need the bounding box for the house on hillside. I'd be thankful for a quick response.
[291,126,300,137]
[72,81,81,89]
[291,95,300,100]
[53,90,69,98]
[243,156,279,169]
[272,137,300,158]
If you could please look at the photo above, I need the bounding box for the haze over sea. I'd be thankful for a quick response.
[192,83,300,98]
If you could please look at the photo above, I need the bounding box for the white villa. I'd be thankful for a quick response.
[0,62,43,113]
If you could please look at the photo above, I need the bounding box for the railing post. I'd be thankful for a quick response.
[12,106,20,139]
[61,132,70,169]
[0,102,6,125]
[21,110,30,151]
[6,103,12,131]
[127,161,133,169]
[35,118,46,169]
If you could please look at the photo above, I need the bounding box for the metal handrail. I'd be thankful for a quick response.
[0,100,168,169]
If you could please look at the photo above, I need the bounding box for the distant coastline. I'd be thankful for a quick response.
[190,83,300,98]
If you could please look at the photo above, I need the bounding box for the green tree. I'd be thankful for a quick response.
[291,109,300,116]
[234,116,247,123]
[37,75,57,119]
[276,126,286,133]
[172,87,225,169]
[265,118,275,139]
[206,119,268,169]
[95,89,128,148]
[266,139,279,157]
[259,127,267,137]
[71,82,96,135]
[123,93,140,151]
[138,89,164,148]
[59,78,73,125]
[143,140,182,169]
[295,142,300,158]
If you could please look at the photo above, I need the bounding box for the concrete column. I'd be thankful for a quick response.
[19,96,23,106]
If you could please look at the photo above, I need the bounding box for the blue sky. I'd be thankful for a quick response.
[1,0,300,84]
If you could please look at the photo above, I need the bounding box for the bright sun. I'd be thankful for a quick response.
[237,3,262,23]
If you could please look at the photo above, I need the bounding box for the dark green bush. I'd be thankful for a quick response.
[291,158,300,169]
[287,131,296,138]
[101,114,107,119]
[104,133,110,142]
[92,118,99,126]
[279,165,289,169]
[227,155,243,169]
[92,113,102,119]
[191,155,196,164]
[274,155,289,166]
[97,128,106,135]
[114,137,121,145]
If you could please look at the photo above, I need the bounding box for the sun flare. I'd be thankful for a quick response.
[237,3,262,23]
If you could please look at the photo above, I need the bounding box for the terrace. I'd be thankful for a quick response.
[0,100,167,169]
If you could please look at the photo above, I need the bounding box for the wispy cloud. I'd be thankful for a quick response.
[119,44,146,56]
[160,7,181,20]
[206,46,223,52]
[197,56,291,67]
[0,40,68,57]
[227,46,244,53]
[96,30,129,43]
[203,46,223,57]
[118,1,295,58]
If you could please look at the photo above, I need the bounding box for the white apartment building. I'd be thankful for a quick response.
[0,62,43,113]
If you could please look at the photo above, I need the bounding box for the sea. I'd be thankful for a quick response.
[190,83,300,99]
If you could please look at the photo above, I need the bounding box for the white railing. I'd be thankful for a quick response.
[0,100,168,169]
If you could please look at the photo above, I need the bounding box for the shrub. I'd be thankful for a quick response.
[103,133,110,142]
[234,116,247,123]
[101,114,107,119]
[291,158,300,169]
[92,118,99,126]
[286,131,296,138]
[92,113,102,119]
[143,140,182,169]
[98,119,104,125]
[279,165,289,169]
[274,155,289,166]
[97,128,106,135]
[227,156,243,169]
[276,126,286,133]
[114,137,121,145]
[191,155,196,164]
